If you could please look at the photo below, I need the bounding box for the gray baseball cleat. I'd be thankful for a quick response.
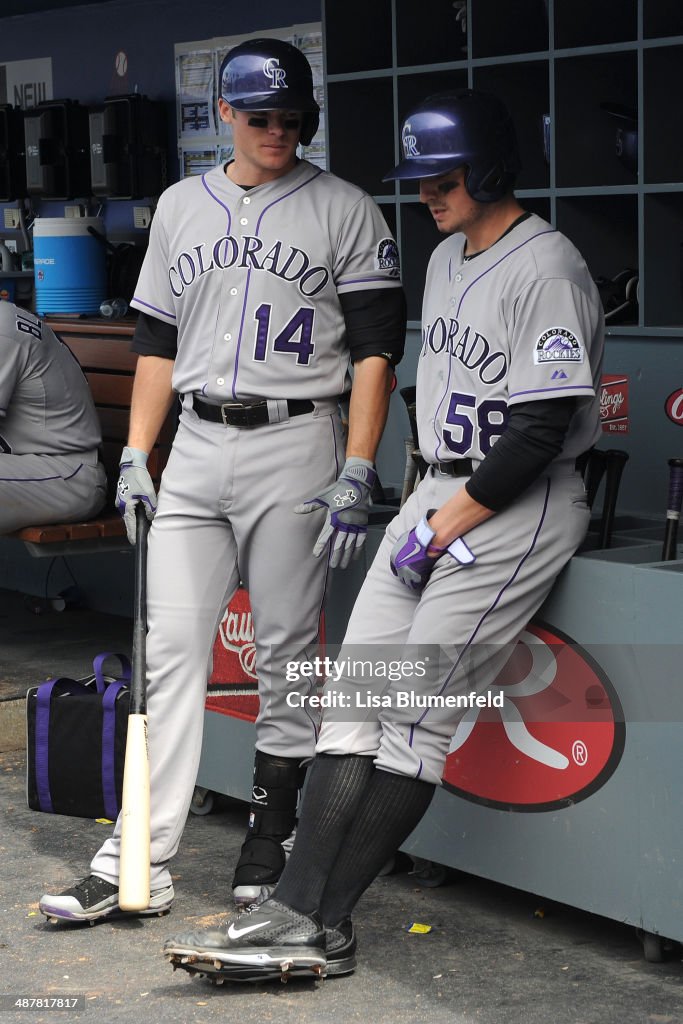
[39,874,174,924]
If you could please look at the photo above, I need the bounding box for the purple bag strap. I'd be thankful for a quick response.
[101,681,127,821]
[93,652,132,693]
[34,678,90,813]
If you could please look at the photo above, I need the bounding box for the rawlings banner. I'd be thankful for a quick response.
[207,588,259,721]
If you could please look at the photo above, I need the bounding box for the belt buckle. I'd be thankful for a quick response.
[219,402,238,426]
[219,400,268,427]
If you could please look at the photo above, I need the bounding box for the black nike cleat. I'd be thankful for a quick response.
[39,875,174,924]
[163,898,326,982]
[324,918,356,976]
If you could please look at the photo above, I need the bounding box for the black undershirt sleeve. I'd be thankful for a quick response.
[465,397,578,512]
[131,311,178,359]
[340,287,407,366]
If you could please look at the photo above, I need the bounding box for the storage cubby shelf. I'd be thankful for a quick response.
[324,0,683,329]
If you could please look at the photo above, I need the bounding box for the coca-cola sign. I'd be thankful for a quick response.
[599,375,629,434]
[442,622,625,811]
[665,388,683,426]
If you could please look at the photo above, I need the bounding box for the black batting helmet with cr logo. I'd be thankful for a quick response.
[219,38,320,146]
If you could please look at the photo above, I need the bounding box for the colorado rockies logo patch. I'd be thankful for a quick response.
[402,121,419,157]
[263,58,287,88]
[376,238,400,273]
[534,327,584,364]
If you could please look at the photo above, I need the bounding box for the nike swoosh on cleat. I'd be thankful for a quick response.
[227,919,272,939]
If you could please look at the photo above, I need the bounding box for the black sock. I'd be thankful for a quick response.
[319,769,435,927]
[273,753,375,916]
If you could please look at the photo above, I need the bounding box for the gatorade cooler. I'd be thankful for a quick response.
[33,217,106,315]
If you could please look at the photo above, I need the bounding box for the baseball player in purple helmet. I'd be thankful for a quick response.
[39,38,405,925]
[0,302,106,534]
[160,88,604,982]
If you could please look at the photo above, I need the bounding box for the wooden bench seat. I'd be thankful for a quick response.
[8,317,175,557]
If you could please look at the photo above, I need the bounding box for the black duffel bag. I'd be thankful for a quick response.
[26,652,131,820]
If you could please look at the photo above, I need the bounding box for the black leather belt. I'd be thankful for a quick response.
[432,459,474,477]
[193,395,314,428]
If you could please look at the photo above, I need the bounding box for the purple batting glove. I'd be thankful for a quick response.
[390,514,475,591]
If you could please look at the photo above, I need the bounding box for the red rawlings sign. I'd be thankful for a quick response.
[210,586,257,687]
[207,589,325,722]
[207,587,259,721]
[665,388,683,427]
[442,622,625,811]
[599,374,629,434]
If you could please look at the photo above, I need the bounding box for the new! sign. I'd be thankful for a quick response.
[442,622,625,811]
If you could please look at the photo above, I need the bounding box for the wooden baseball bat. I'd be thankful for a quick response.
[597,449,629,549]
[118,504,151,911]
[661,458,683,561]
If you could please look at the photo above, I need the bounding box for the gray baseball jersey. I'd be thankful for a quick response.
[0,302,106,533]
[316,214,604,784]
[417,212,603,466]
[0,303,101,455]
[131,159,402,401]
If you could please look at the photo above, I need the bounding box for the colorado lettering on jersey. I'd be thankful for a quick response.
[168,235,330,299]
[422,316,508,385]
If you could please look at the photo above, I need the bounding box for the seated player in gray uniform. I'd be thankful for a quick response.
[38,38,405,925]
[0,302,106,534]
[160,89,605,983]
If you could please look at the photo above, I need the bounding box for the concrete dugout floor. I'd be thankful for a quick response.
[1,591,683,1023]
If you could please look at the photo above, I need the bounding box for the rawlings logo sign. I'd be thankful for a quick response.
[442,622,625,811]
[210,587,258,687]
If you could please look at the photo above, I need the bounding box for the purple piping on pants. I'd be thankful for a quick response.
[408,477,552,758]
[0,463,83,483]
[300,413,342,743]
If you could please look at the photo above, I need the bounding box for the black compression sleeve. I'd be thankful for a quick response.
[131,311,178,359]
[340,287,406,365]
[465,398,578,512]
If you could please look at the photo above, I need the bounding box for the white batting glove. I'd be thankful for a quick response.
[115,446,157,546]
[294,457,377,569]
